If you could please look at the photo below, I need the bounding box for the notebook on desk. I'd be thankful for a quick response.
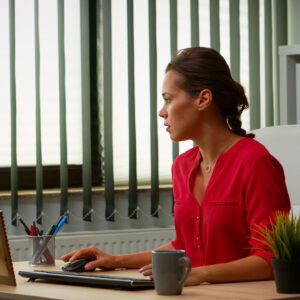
[19,270,154,290]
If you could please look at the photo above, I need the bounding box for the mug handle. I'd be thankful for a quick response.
[178,256,192,287]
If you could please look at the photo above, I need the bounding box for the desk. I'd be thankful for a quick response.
[0,261,300,300]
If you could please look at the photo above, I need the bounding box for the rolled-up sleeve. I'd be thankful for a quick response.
[244,155,291,265]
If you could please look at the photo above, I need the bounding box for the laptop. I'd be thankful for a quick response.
[19,270,154,290]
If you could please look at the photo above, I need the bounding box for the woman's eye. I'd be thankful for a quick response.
[164,98,171,104]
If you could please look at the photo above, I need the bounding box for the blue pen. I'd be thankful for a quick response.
[54,215,68,234]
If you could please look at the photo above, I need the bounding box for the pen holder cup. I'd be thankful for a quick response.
[28,235,55,266]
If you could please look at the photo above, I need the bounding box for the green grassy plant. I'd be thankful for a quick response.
[255,211,300,260]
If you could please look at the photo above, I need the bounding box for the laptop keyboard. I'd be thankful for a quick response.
[33,270,153,282]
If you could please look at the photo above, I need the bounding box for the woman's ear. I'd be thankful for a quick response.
[194,89,213,111]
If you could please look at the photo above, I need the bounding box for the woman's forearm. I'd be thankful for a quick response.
[186,255,273,286]
[115,242,174,269]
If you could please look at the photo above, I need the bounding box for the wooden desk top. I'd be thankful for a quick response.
[0,261,299,300]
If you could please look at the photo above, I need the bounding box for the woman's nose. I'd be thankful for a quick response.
[158,106,167,118]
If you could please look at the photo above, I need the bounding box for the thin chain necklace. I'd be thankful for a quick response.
[201,138,237,174]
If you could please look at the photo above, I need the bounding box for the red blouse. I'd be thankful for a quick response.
[171,138,290,267]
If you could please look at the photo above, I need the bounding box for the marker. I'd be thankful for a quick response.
[48,212,68,235]
[18,217,31,235]
[30,224,35,236]
[45,224,56,236]
[32,221,39,236]
[54,215,68,234]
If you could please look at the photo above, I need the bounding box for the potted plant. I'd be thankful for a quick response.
[255,211,300,294]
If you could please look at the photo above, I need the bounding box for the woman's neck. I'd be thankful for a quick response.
[196,127,241,166]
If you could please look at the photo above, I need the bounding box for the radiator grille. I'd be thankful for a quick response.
[9,228,175,261]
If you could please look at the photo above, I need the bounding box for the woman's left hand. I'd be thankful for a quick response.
[184,268,204,286]
[139,264,153,278]
[140,264,205,286]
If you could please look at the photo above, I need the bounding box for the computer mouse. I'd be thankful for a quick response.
[62,258,95,272]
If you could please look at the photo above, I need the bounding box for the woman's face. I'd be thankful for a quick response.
[159,70,201,142]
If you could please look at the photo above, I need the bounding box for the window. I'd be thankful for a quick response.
[1,0,274,192]
[0,0,101,190]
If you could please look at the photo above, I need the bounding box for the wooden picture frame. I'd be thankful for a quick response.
[0,211,16,286]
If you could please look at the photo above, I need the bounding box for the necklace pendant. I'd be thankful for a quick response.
[205,165,212,173]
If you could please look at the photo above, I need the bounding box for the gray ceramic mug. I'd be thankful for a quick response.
[152,249,192,295]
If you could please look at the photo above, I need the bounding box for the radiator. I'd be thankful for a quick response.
[9,227,175,262]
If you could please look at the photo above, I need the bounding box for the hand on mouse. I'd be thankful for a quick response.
[61,246,118,271]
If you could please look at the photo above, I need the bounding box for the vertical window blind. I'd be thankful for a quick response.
[0,0,288,223]
[0,0,83,167]
[0,0,91,224]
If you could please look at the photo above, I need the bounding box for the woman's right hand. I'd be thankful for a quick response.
[61,246,118,271]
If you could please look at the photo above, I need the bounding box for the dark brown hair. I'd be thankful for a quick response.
[166,47,254,138]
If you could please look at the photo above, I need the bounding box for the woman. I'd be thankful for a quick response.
[62,47,290,285]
